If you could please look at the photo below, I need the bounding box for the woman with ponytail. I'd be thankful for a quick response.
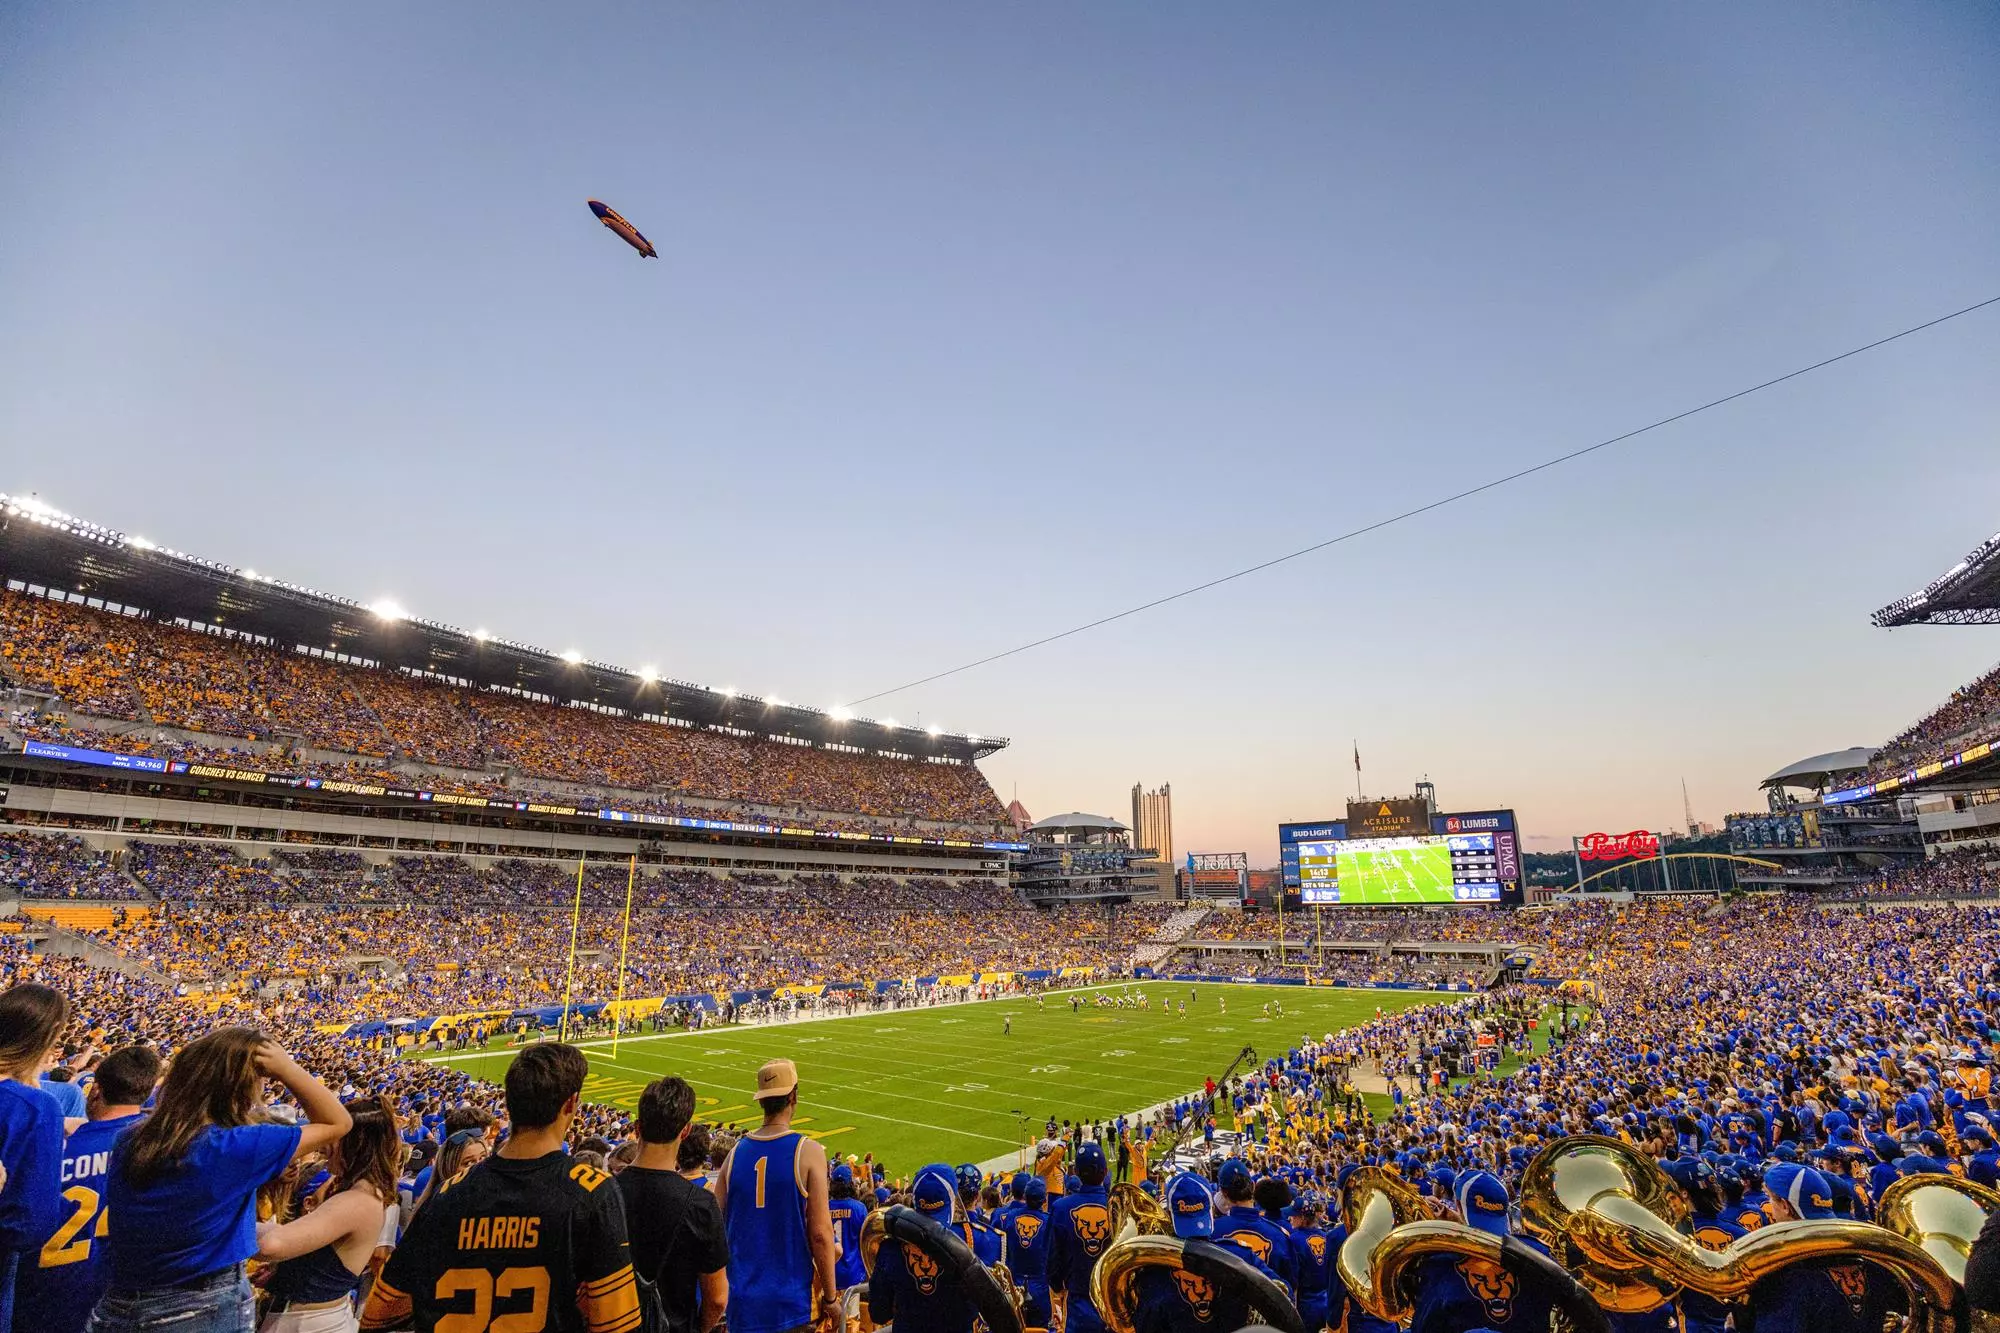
[253,1095,402,1332]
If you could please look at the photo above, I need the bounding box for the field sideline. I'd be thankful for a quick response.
[417,982,1457,1170]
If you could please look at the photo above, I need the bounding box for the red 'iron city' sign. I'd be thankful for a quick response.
[1577,830,1661,861]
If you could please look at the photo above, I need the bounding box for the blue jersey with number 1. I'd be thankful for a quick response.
[15,1113,145,1333]
[726,1132,814,1333]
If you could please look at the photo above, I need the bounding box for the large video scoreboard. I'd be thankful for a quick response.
[1279,808,1521,906]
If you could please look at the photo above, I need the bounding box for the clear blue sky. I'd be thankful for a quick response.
[4,3,1998,860]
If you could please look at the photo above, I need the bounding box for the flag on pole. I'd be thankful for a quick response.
[1353,742,1361,773]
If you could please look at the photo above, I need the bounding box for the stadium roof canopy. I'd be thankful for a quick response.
[0,494,1006,762]
[1029,812,1129,833]
[1873,525,2000,627]
[1761,747,1877,789]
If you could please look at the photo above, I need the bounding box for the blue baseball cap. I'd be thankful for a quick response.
[957,1164,984,1195]
[1899,1155,1949,1178]
[1024,1176,1048,1203]
[875,1185,893,1205]
[1659,1158,1712,1191]
[1217,1158,1252,1193]
[1077,1143,1107,1182]
[1763,1163,1834,1220]
[1165,1173,1215,1238]
[1455,1171,1511,1237]
[912,1165,956,1217]
[831,1163,854,1187]
[1011,1172,1032,1199]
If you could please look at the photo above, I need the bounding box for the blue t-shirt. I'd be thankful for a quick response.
[106,1121,301,1288]
[14,1113,146,1333]
[0,1080,68,1255]
[38,1079,86,1121]
[830,1196,869,1289]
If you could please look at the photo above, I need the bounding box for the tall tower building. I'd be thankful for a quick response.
[1131,783,1173,866]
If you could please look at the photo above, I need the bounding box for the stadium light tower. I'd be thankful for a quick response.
[369,599,407,622]
[560,649,584,665]
[828,706,852,721]
[637,665,658,683]
[472,628,490,642]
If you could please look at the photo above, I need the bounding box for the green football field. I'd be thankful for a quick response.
[419,982,1454,1172]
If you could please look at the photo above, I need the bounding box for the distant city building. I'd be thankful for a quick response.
[1131,782,1173,864]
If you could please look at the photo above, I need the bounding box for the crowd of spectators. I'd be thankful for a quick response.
[87,893,1172,1027]
[1865,657,2000,781]
[11,882,2000,1330]
[1872,846,1999,899]
[0,829,144,900]
[1196,904,1525,945]
[126,840,317,904]
[0,586,1008,831]
[62,834,1036,916]
[13,709,1001,842]
[1188,886,2000,1282]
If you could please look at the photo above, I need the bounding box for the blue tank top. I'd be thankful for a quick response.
[265,1242,364,1305]
[726,1133,813,1333]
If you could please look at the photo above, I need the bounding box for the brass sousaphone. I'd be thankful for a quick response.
[1517,1135,1963,1332]
[1336,1165,1609,1333]
[1092,1233,1306,1333]
[1874,1172,2000,1287]
[860,1204,1028,1333]
[1111,1181,1173,1242]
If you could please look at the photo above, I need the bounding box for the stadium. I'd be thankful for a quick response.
[4,11,1999,1330]
[7,487,2000,1332]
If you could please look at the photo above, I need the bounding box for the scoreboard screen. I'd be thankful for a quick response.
[1281,809,1520,905]
[1296,834,1502,905]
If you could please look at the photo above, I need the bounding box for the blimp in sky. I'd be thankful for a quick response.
[587,200,658,258]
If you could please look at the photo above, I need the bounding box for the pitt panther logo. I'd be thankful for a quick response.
[1071,1204,1112,1256]
[1829,1264,1867,1316]
[1693,1225,1736,1253]
[1456,1257,1517,1322]
[1172,1271,1217,1323]
[906,1247,942,1295]
[1306,1234,1327,1263]
[1013,1214,1044,1245]
[1224,1231,1274,1265]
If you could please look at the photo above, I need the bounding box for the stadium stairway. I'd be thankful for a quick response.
[20,913,177,988]
[19,903,155,932]
[1131,904,1213,967]
[120,864,156,901]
